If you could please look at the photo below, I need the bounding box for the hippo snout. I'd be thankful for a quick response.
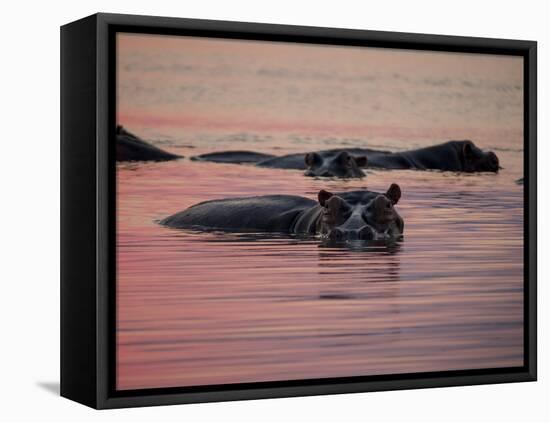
[327,225,376,241]
[328,228,345,240]
[358,226,376,240]
[304,169,332,177]
[488,152,500,172]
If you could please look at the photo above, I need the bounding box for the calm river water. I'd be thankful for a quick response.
[116,34,524,390]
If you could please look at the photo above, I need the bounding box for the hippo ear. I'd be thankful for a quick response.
[354,155,368,167]
[386,183,401,205]
[318,189,334,207]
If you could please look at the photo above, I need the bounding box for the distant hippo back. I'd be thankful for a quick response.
[191,151,276,164]
[116,126,182,162]
[190,141,499,174]
[367,140,499,172]
[160,195,317,233]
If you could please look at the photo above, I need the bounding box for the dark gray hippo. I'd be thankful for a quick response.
[192,148,374,178]
[260,151,368,178]
[363,140,500,172]
[191,140,500,175]
[189,150,275,164]
[304,151,367,178]
[116,126,182,162]
[160,184,403,241]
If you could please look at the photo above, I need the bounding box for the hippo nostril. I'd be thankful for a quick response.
[488,153,499,171]
[358,226,375,240]
[328,228,344,240]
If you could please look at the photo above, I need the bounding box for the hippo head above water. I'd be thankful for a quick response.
[460,141,500,173]
[304,151,367,178]
[316,184,404,241]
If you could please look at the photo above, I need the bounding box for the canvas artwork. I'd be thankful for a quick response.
[115,33,524,391]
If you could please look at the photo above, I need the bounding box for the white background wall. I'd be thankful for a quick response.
[1,0,546,421]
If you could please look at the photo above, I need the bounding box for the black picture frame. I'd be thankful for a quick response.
[60,12,537,409]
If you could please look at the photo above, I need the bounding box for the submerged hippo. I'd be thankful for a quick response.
[160,184,403,241]
[191,140,500,175]
[261,151,368,178]
[192,148,374,178]
[364,140,500,172]
[116,126,182,162]
[189,150,276,164]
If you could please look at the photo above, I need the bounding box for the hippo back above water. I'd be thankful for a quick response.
[366,140,500,172]
[160,184,404,241]
[191,140,500,176]
[116,126,182,162]
[190,150,276,164]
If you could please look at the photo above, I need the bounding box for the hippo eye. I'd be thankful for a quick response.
[305,153,322,167]
[335,151,352,167]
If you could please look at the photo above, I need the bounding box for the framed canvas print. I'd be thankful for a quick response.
[60,13,537,409]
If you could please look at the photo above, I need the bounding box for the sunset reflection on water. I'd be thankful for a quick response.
[116,33,524,390]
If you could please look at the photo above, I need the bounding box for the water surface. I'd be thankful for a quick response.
[116,34,524,390]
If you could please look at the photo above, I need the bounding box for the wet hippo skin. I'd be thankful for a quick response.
[363,140,500,172]
[116,126,182,162]
[191,140,500,174]
[192,147,378,178]
[160,184,404,241]
[265,150,368,178]
[304,151,367,178]
[190,150,276,164]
